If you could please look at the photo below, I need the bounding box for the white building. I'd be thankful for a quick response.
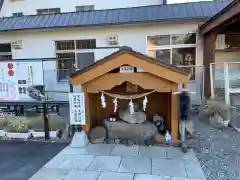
[0,0,166,17]
[0,0,231,103]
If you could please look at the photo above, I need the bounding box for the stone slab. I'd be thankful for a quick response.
[152,158,187,177]
[139,146,167,158]
[29,144,206,180]
[111,144,139,156]
[172,178,206,180]
[59,146,85,155]
[64,170,100,180]
[44,154,74,169]
[82,144,114,155]
[29,168,69,180]
[118,156,151,174]
[98,172,134,180]
[184,160,206,179]
[61,144,114,156]
[104,120,157,142]
[183,149,200,163]
[134,174,168,180]
[58,154,95,170]
[87,155,122,172]
[166,147,185,159]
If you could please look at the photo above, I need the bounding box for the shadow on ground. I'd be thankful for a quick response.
[0,141,67,180]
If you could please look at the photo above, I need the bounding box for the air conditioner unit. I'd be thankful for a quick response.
[107,35,119,45]
[215,34,226,50]
[11,40,22,49]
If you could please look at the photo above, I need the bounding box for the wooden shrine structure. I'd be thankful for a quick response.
[70,47,189,140]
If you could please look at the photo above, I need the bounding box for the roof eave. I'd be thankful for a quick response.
[71,47,189,79]
[199,0,240,35]
[0,17,209,33]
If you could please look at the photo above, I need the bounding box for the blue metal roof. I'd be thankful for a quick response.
[0,0,232,32]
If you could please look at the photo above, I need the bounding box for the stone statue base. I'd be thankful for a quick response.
[104,120,157,143]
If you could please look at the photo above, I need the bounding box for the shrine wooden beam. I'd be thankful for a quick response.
[203,32,217,98]
[200,0,240,35]
[171,92,178,141]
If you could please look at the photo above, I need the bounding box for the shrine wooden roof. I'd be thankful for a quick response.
[70,47,189,85]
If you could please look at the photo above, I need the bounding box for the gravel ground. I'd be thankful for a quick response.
[193,115,240,180]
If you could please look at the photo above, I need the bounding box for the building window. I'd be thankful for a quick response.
[56,53,75,81]
[55,39,96,81]
[76,39,96,49]
[56,40,75,51]
[12,12,23,17]
[148,35,170,46]
[147,33,197,80]
[37,8,61,15]
[76,52,95,70]
[0,43,12,61]
[76,5,95,12]
[172,34,196,45]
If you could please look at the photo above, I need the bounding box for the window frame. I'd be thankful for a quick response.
[56,52,75,82]
[147,32,198,81]
[55,39,96,82]
[76,39,96,49]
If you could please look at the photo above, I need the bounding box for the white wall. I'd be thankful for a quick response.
[215,51,240,62]
[0,22,202,59]
[0,22,204,102]
[0,0,163,17]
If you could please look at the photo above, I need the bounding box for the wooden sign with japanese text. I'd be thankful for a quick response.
[69,93,86,125]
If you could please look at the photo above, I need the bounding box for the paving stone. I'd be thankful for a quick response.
[134,174,168,180]
[111,144,139,156]
[139,146,167,158]
[171,178,206,180]
[152,158,187,177]
[44,154,74,168]
[183,149,199,163]
[87,155,122,172]
[61,144,114,156]
[64,170,100,180]
[83,144,114,155]
[29,168,69,180]
[60,146,85,155]
[30,142,207,180]
[184,160,206,179]
[98,172,134,180]
[58,154,95,170]
[166,147,185,159]
[118,156,151,174]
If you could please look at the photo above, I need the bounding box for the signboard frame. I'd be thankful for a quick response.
[69,92,86,125]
